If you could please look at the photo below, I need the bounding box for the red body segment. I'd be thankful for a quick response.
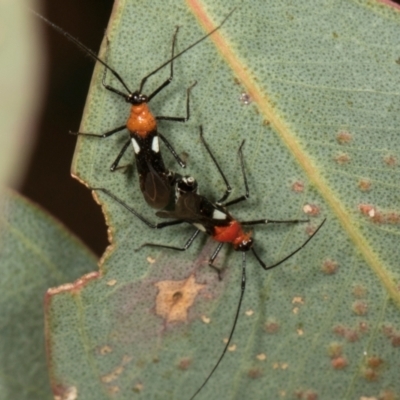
[213,220,243,243]
[127,103,157,136]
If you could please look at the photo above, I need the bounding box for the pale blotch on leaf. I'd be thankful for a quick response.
[154,274,205,323]
[107,386,119,395]
[147,256,156,264]
[303,204,320,216]
[228,344,237,352]
[245,309,254,316]
[98,345,112,355]
[201,315,211,324]
[292,307,300,315]
[297,328,304,336]
[54,386,78,400]
[101,355,133,384]
[292,296,305,305]
[256,353,266,361]
[106,279,117,287]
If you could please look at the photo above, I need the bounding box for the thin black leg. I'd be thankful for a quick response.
[221,140,249,207]
[241,218,309,226]
[69,124,126,138]
[158,133,186,168]
[146,26,180,101]
[208,242,225,280]
[252,218,326,271]
[92,188,185,229]
[135,229,200,252]
[110,139,131,171]
[156,81,197,122]
[199,126,232,204]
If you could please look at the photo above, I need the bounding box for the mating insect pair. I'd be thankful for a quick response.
[37,9,325,400]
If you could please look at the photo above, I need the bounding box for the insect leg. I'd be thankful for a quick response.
[109,139,131,171]
[146,27,180,101]
[92,188,185,229]
[199,126,232,204]
[135,229,201,252]
[158,133,186,168]
[251,218,326,271]
[69,124,126,138]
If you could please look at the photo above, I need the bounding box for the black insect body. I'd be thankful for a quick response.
[93,126,326,399]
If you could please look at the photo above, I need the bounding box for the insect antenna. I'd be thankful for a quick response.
[31,10,132,94]
[139,8,236,93]
[190,252,246,400]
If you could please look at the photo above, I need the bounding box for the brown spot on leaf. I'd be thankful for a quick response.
[331,356,348,369]
[384,155,397,166]
[292,181,304,192]
[358,179,371,191]
[265,319,280,334]
[154,274,205,323]
[336,131,352,144]
[303,204,320,216]
[248,367,262,379]
[322,259,339,275]
[353,285,367,298]
[334,153,350,164]
[352,300,368,316]
[178,358,192,370]
[53,386,78,400]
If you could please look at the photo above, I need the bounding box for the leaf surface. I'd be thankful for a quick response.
[0,191,97,400]
[49,0,400,399]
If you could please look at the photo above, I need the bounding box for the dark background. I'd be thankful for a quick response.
[20,0,400,257]
[21,0,114,256]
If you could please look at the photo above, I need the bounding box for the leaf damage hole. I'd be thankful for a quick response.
[154,274,205,323]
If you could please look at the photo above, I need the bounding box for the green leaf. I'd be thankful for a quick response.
[0,191,97,400]
[50,0,400,399]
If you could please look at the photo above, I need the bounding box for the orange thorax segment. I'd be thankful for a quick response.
[126,103,157,137]
[213,220,244,243]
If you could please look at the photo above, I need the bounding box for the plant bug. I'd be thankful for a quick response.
[32,9,235,176]
[92,126,326,399]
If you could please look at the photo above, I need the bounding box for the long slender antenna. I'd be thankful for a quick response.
[190,252,246,400]
[139,8,236,92]
[31,10,132,94]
